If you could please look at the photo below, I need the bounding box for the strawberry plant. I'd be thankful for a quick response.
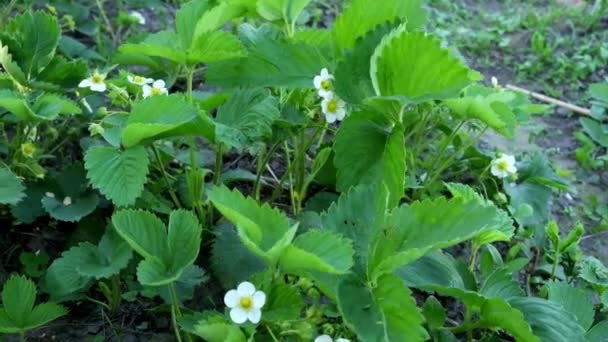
[0,0,607,341]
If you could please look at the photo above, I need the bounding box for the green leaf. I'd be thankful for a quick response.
[41,192,99,222]
[333,0,427,51]
[257,0,312,24]
[264,283,305,321]
[586,321,608,342]
[111,209,167,261]
[547,282,594,331]
[0,42,27,85]
[445,90,517,137]
[370,196,510,278]
[207,32,327,89]
[77,228,133,279]
[215,88,280,151]
[119,31,186,64]
[176,0,211,49]
[337,273,428,341]
[321,184,389,267]
[167,210,202,272]
[446,183,514,247]
[5,11,60,77]
[33,94,81,117]
[2,275,36,326]
[211,224,266,289]
[44,249,92,299]
[280,230,354,274]
[122,95,214,147]
[334,22,398,105]
[579,256,608,289]
[0,89,35,121]
[0,311,19,333]
[193,313,247,342]
[509,297,586,342]
[84,145,150,206]
[0,167,25,205]
[422,296,446,330]
[188,30,246,64]
[334,111,406,206]
[23,303,66,331]
[371,27,474,103]
[580,117,608,147]
[35,55,87,89]
[192,2,245,38]
[207,185,296,262]
[480,298,540,342]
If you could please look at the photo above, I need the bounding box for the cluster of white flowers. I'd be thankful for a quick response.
[490,153,517,179]
[78,71,168,99]
[313,68,347,123]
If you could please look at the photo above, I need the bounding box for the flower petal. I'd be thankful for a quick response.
[142,85,152,98]
[252,291,266,308]
[335,108,346,121]
[314,76,322,89]
[237,281,256,296]
[224,289,239,308]
[325,113,337,123]
[318,89,333,98]
[153,79,166,88]
[229,307,248,324]
[314,336,333,342]
[320,68,329,77]
[336,339,350,342]
[247,308,261,324]
[90,83,106,92]
[78,79,92,88]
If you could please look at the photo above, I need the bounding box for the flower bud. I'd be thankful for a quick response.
[88,123,105,136]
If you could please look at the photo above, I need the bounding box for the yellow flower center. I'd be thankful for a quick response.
[321,79,332,90]
[240,296,253,309]
[134,76,144,83]
[497,160,509,171]
[92,74,104,84]
[151,87,162,96]
[21,143,35,157]
[327,99,338,113]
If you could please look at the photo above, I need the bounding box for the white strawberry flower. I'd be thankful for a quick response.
[490,154,517,178]
[224,281,266,324]
[127,74,153,86]
[129,11,146,25]
[321,93,347,123]
[142,79,168,98]
[315,335,350,342]
[313,68,334,98]
[79,71,107,92]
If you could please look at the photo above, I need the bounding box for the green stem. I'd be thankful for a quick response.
[152,145,182,208]
[254,142,281,201]
[213,144,224,185]
[95,0,117,44]
[186,67,194,102]
[19,331,25,342]
[0,0,17,28]
[266,326,280,342]
[550,253,560,280]
[168,283,191,342]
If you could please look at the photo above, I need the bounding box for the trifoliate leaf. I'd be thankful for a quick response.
[586,321,608,342]
[23,303,66,331]
[122,95,215,147]
[0,43,27,85]
[167,210,202,273]
[0,89,35,121]
[2,275,36,326]
[263,283,304,322]
[84,145,150,207]
[333,0,427,51]
[207,185,296,262]
[337,273,428,342]
[480,298,540,342]
[579,256,608,289]
[0,167,25,205]
[44,249,92,300]
[119,31,186,64]
[192,2,245,38]
[371,27,475,103]
[334,110,406,206]
[280,230,354,274]
[176,0,211,49]
[257,0,312,24]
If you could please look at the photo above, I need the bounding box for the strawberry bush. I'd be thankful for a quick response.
[0,0,607,341]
